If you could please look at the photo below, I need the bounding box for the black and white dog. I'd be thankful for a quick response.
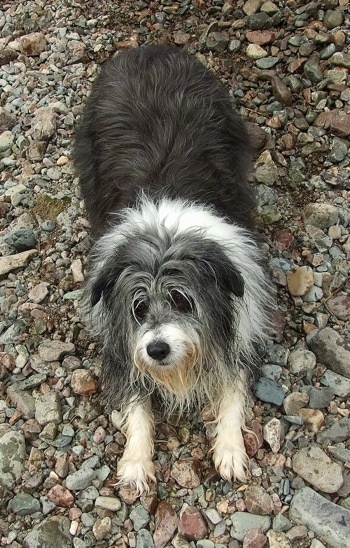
[74,45,270,493]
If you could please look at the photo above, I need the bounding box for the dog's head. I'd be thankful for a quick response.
[89,226,245,397]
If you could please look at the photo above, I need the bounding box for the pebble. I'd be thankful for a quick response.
[305,386,335,409]
[267,530,291,548]
[9,493,41,515]
[283,392,309,415]
[153,501,178,548]
[243,529,267,548]
[254,378,285,406]
[317,417,350,444]
[178,506,208,541]
[308,328,350,378]
[244,419,264,457]
[246,44,267,59]
[326,295,350,321]
[71,369,97,395]
[292,446,344,493]
[65,467,96,491]
[92,516,112,540]
[28,282,49,303]
[244,485,273,515]
[298,408,324,432]
[255,151,279,185]
[286,266,314,297]
[171,459,201,488]
[288,349,316,375]
[0,249,37,276]
[47,485,74,508]
[230,513,271,541]
[302,203,339,229]
[321,370,350,398]
[19,32,47,56]
[273,513,292,533]
[289,487,350,547]
[130,504,150,531]
[137,528,155,548]
[4,227,37,252]
[263,417,282,453]
[35,392,62,425]
[38,340,76,362]
[23,516,72,548]
[0,430,26,489]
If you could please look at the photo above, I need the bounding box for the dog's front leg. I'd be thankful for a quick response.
[117,398,156,494]
[212,371,249,483]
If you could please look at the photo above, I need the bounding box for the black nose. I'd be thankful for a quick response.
[147,341,170,361]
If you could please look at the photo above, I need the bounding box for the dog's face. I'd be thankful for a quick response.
[90,229,245,396]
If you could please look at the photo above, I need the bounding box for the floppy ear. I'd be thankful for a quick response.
[201,241,245,298]
[90,263,117,307]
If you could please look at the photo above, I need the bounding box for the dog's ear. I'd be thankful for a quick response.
[90,264,116,307]
[202,242,245,298]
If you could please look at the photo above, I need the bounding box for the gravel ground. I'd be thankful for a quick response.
[1,1,350,547]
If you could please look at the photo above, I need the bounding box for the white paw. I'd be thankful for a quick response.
[213,438,249,482]
[117,458,156,494]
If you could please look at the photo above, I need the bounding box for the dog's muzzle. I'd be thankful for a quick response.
[146,340,170,362]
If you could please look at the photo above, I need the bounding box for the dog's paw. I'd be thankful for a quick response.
[117,458,156,494]
[212,438,249,483]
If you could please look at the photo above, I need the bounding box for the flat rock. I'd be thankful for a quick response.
[9,493,40,515]
[288,349,316,375]
[38,340,75,362]
[287,266,314,297]
[289,487,350,547]
[24,516,72,548]
[65,467,95,491]
[317,417,350,444]
[267,530,291,548]
[283,392,309,415]
[314,110,350,138]
[292,446,343,493]
[71,369,97,395]
[321,370,350,398]
[0,249,37,276]
[178,506,208,541]
[253,377,285,406]
[35,392,62,425]
[19,32,47,56]
[230,512,271,541]
[0,430,26,489]
[153,501,179,548]
[302,203,339,229]
[308,328,350,378]
[243,528,267,548]
[263,418,282,453]
[171,459,201,488]
[326,295,350,321]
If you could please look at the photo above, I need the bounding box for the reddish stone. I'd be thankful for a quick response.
[118,486,139,505]
[272,229,295,251]
[244,485,273,515]
[171,459,201,488]
[47,484,74,508]
[246,30,276,45]
[71,369,97,395]
[314,110,350,137]
[153,501,179,548]
[244,419,264,457]
[327,295,350,321]
[178,506,208,541]
[243,528,268,548]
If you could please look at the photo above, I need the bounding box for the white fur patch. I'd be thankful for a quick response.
[117,401,156,493]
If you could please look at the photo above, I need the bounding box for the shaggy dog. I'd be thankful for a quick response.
[74,45,270,493]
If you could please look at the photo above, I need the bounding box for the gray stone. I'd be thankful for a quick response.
[247,12,271,30]
[321,370,350,398]
[283,392,309,416]
[30,106,57,140]
[261,364,282,381]
[0,320,27,344]
[4,228,37,252]
[302,203,339,229]
[317,417,350,444]
[206,32,229,53]
[38,340,75,362]
[24,516,72,548]
[292,446,343,493]
[254,377,285,406]
[306,225,333,252]
[304,55,323,83]
[329,52,350,69]
[266,343,289,366]
[66,467,96,491]
[288,349,316,375]
[9,493,41,515]
[35,392,62,425]
[0,430,26,489]
[308,328,350,378]
[305,386,334,409]
[324,9,344,30]
[273,513,292,532]
[256,56,279,69]
[255,151,279,185]
[289,487,350,548]
[0,130,14,153]
[95,496,121,512]
[328,445,350,463]
[230,512,271,541]
[130,504,150,531]
[136,528,154,548]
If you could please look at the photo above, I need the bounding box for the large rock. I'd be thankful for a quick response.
[308,328,350,378]
[292,446,343,493]
[0,431,26,489]
[24,516,72,548]
[289,487,350,547]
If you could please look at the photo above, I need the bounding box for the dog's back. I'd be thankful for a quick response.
[74,46,254,235]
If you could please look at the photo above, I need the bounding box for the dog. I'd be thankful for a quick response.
[74,45,270,493]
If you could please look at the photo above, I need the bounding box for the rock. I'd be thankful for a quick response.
[243,529,267,548]
[93,517,112,540]
[130,504,150,531]
[24,516,72,548]
[171,460,201,488]
[19,32,47,56]
[246,30,275,45]
[271,76,293,106]
[317,417,350,444]
[321,370,350,398]
[285,525,308,542]
[292,446,343,493]
[65,467,96,491]
[287,266,314,297]
[302,203,339,229]
[308,328,350,378]
[246,44,267,59]
[28,282,49,303]
[329,52,350,69]
[314,110,350,138]
[288,349,316,375]
[304,54,323,83]
[244,419,263,457]
[298,409,324,432]
[137,529,155,548]
[95,496,121,511]
[7,388,35,419]
[256,56,279,69]
[254,377,285,406]
[255,150,279,185]
[0,249,37,276]
[35,392,62,425]
[283,392,309,415]
[326,295,350,321]
[244,485,273,515]
[0,430,26,489]
[324,9,344,30]
[9,493,41,515]
[243,0,262,16]
[206,32,229,52]
[178,506,207,541]
[47,485,74,508]
[4,228,37,252]
[153,501,179,548]
[30,107,57,140]
[0,48,18,66]
[273,513,292,533]
[267,531,291,548]
[289,487,350,547]
[71,369,97,395]
[0,130,14,152]
[263,418,282,453]
[38,340,75,362]
[230,513,271,541]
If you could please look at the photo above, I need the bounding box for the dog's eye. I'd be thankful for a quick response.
[133,299,149,323]
[170,290,192,313]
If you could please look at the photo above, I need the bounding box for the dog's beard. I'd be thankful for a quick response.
[134,324,202,396]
